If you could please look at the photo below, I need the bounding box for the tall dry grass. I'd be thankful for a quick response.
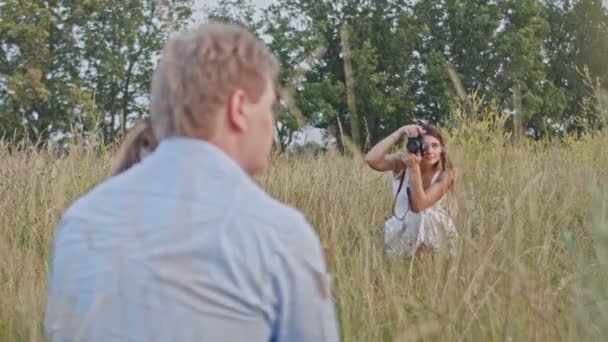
[1,114,607,341]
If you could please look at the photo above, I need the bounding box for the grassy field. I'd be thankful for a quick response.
[1,117,607,341]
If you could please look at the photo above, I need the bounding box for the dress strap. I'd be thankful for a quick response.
[392,168,410,220]
[431,169,442,184]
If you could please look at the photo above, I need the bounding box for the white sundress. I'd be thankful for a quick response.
[383,168,458,257]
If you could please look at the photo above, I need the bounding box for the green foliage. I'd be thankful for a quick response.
[2,0,608,147]
[204,0,608,148]
[0,0,193,144]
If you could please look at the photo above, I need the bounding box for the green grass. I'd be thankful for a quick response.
[1,123,607,341]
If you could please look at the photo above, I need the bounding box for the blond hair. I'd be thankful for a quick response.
[150,22,280,140]
[109,23,278,176]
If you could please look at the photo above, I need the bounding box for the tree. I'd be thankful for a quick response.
[4,0,606,145]
[573,0,608,88]
[260,0,422,149]
[0,0,91,142]
[492,0,566,138]
[80,0,192,142]
[444,0,502,93]
[542,0,577,128]
[571,0,608,130]
[0,0,193,144]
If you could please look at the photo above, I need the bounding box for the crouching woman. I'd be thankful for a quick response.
[365,124,458,257]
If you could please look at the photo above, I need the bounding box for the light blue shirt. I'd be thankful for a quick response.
[45,137,339,342]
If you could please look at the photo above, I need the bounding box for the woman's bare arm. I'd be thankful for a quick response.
[407,165,452,213]
[364,125,425,173]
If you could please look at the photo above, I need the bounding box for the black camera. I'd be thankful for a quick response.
[406,136,427,155]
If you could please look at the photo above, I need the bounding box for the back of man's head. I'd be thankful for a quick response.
[150,23,279,174]
[150,22,279,140]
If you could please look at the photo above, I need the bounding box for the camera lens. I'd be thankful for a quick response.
[406,138,421,154]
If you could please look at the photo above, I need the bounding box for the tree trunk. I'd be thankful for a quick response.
[340,25,360,149]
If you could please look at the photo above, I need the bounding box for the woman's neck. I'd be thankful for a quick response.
[419,162,438,174]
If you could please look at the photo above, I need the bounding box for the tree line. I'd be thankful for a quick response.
[1,0,607,149]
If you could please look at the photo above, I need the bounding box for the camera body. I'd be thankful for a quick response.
[406,136,428,155]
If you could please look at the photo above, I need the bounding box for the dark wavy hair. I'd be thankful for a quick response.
[110,118,159,176]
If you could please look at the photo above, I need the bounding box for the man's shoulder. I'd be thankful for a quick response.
[60,173,131,224]
[236,187,323,257]
[238,187,308,229]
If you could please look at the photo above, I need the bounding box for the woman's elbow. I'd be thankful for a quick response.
[364,154,377,168]
[410,201,426,213]
[410,205,422,213]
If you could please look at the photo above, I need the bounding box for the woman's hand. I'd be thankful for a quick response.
[401,152,421,168]
[365,123,425,173]
[398,125,426,139]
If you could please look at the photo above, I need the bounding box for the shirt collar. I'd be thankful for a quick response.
[153,136,252,183]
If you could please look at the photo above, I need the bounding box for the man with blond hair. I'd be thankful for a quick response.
[45,23,339,341]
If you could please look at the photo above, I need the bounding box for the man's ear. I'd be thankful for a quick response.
[227,89,248,132]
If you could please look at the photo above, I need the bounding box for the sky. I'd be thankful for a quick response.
[201,0,608,13]
[250,0,273,7]
[205,0,273,8]
[201,0,273,10]
[200,0,273,16]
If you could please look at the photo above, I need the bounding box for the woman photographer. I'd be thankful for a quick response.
[365,124,457,257]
